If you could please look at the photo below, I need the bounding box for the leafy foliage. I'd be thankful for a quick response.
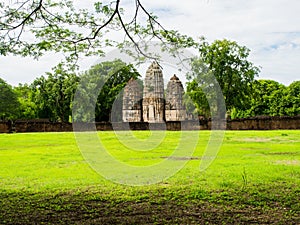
[31,64,80,122]
[75,59,140,122]
[285,81,300,115]
[14,83,37,119]
[186,39,260,117]
[0,78,20,120]
[231,80,300,118]
[186,59,211,117]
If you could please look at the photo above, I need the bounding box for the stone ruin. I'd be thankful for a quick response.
[165,74,187,121]
[122,62,188,123]
[122,78,143,122]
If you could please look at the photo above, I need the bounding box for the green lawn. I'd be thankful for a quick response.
[0,130,299,224]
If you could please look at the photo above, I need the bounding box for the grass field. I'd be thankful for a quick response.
[0,130,299,224]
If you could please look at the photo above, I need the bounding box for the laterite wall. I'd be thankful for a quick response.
[0,116,299,133]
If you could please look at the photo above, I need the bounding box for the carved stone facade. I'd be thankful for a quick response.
[122,78,143,122]
[122,62,187,123]
[165,74,186,121]
[143,62,165,122]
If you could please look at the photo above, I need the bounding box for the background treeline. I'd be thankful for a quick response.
[0,39,299,122]
[187,78,300,119]
[1,70,299,122]
[230,80,300,119]
[0,59,140,122]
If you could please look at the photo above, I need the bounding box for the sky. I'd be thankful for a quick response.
[1,0,300,86]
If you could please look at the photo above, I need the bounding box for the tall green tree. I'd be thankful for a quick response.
[281,81,300,116]
[0,78,20,120]
[14,83,37,119]
[187,39,260,118]
[76,59,140,122]
[32,64,80,122]
[232,80,287,118]
[186,60,211,118]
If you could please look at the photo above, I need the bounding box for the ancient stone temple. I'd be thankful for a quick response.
[122,78,143,122]
[142,62,165,123]
[122,62,187,123]
[165,74,186,121]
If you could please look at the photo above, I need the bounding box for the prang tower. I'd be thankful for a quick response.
[122,78,143,122]
[165,74,186,121]
[142,62,165,123]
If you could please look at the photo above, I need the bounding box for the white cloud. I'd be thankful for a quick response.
[0,0,299,86]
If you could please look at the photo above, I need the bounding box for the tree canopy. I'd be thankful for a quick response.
[31,63,79,122]
[230,80,300,119]
[0,78,20,120]
[74,59,140,122]
[1,60,140,122]
[14,83,37,119]
[186,39,260,117]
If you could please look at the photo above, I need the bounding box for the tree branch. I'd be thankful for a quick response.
[11,0,43,30]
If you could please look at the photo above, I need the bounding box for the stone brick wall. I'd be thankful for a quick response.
[15,121,73,132]
[227,116,300,130]
[0,116,299,133]
[0,121,11,133]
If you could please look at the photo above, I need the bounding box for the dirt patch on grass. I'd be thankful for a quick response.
[274,160,300,166]
[160,156,200,161]
[240,147,271,151]
[267,152,299,156]
[240,138,272,143]
[240,137,298,144]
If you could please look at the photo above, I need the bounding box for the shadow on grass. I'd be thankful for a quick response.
[0,187,299,224]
